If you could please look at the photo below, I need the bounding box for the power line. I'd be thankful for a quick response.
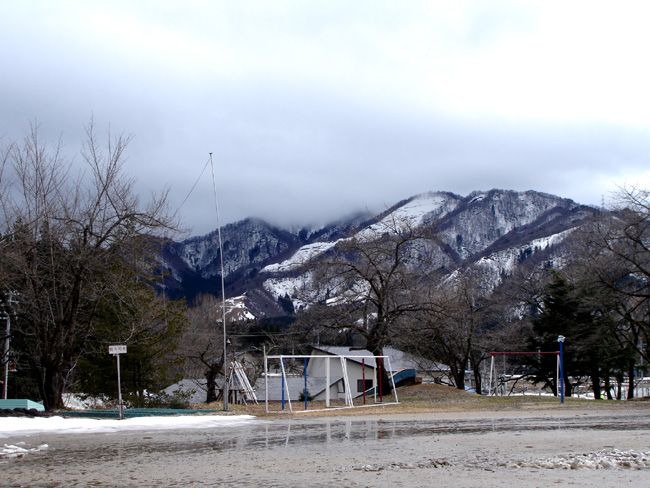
[171,155,211,221]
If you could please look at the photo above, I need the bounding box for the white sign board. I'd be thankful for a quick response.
[109,344,127,355]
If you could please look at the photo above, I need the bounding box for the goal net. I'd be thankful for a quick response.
[263,354,399,413]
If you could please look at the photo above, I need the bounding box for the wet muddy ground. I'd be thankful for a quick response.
[3,407,650,487]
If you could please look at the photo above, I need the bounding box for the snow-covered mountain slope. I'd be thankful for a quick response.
[159,213,371,302]
[355,192,461,240]
[261,241,340,274]
[435,189,580,261]
[158,218,304,301]
[262,272,314,309]
[259,190,598,310]
[473,228,576,292]
[159,189,601,314]
[261,192,460,274]
[223,295,256,322]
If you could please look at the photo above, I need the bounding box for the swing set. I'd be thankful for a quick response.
[487,351,562,400]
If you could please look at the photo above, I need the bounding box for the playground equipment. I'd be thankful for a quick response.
[263,353,399,413]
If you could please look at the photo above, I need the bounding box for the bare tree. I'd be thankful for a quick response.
[315,220,433,349]
[0,122,175,409]
[178,294,226,403]
[296,218,438,392]
[401,270,492,392]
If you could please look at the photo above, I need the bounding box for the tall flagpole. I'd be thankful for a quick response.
[209,153,229,411]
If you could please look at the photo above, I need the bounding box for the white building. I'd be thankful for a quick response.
[289,346,449,402]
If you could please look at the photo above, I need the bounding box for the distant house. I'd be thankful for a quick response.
[303,346,450,401]
[312,346,449,379]
[166,346,450,404]
[163,378,209,404]
[256,347,386,402]
[305,346,383,402]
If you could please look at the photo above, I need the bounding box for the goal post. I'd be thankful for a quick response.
[487,351,561,400]
[263,354,399,413]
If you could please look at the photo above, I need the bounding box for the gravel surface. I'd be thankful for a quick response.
[2,404,650,487]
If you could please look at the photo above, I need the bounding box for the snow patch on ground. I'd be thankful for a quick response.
[0,414,259,438]
[345,450,650,472]
[346,458,451,472]
[63,393,107,410]
[347,449,650,473]
[1,442,49,459]
[510,449,650,470]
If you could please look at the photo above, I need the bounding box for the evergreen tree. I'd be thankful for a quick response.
[528,272,627,398]
[73,283,186,407]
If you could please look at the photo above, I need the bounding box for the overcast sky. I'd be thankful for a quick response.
[2,1,650,236]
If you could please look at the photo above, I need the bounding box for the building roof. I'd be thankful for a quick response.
[163,378,211,404]
[311,345,449,372]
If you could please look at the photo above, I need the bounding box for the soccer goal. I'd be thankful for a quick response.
[263,354,399,413]
[487,351,560,399]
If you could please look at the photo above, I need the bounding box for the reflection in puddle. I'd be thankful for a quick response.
[6,414,650,468]
[272,415,650,449]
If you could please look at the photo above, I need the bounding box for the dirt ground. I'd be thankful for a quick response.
[3,384,650,487]
[206,382,650,417]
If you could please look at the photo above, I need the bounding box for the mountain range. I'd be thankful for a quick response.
[158,189,601,318]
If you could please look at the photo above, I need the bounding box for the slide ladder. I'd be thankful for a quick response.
[229,361,258,404]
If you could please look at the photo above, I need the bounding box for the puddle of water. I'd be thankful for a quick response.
[5,414,650,466]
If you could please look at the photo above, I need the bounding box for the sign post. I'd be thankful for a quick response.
[109,345,127,419]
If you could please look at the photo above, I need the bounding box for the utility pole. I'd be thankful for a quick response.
[2,292,17,400]
[209,152,229,412]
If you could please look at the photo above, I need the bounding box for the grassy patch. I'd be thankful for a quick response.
[190,383,645,418]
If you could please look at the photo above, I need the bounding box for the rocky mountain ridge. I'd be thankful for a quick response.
[159,189,601,317]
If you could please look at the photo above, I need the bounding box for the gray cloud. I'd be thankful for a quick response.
[2,1,650,235]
